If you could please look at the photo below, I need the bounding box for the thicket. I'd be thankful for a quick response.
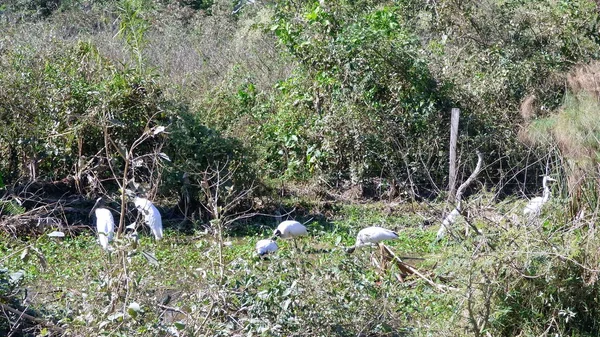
[2,0,599,198]
[0,0,256,217]
[258,0,600,195]
[1,1,600,336]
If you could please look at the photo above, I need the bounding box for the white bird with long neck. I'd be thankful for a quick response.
[346,226,399,253]
[271,220,308,249]
[133,196,163,241]
[524,176,556,217]
[256,239,278,256]
[91,197,114,251]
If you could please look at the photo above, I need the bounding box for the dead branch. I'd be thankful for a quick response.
[437,151,484,241]
[0,303,65,334]
[381,243,459,292]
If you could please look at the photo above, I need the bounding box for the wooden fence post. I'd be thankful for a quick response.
[448,108,460,202]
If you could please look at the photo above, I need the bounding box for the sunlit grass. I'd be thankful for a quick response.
[0,202,458,336]
[4,196,598,336]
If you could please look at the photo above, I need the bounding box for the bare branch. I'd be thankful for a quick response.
[437,151,484,241]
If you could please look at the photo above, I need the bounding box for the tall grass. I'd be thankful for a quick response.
[522,62,600,214]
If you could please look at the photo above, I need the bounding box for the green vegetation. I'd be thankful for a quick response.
[1,0,600,335]
[3,202,600,336]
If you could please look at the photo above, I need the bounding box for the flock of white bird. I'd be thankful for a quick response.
[91,198,400,257]
[91,196,163,251]
[90,175,555,255]
[254,220,399,256]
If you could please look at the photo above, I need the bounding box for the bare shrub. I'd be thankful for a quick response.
[144,2,292,99]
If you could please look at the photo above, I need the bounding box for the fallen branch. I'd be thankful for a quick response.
[381,243,459,292]
[0,303,65,334]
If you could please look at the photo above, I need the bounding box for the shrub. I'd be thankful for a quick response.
[522,62,600,213]
[0,36,254,207]
[265,1,452,191]
[0,40,167,186]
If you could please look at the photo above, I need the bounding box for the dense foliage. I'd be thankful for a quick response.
[2,0,599,195]
[1,0,600,335]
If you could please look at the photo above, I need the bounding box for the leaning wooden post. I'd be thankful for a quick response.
[448,108,460,203]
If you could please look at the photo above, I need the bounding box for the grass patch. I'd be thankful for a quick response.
[3,197,600,336]
[0,202,457,336]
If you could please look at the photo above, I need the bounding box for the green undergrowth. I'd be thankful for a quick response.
[2,198,600,336]
[0,203,455,336]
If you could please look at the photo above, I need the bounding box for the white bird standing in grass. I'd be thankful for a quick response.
[271,220,308,249]
[255,239,278,256]
[91,197,114,251]
[133,196,163,241]
[523,176,556,217]
[346,226,399,253]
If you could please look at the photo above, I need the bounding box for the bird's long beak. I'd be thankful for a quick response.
[89,198,101,218]
[270,230,281,241]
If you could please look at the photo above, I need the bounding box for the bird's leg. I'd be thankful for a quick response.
[369,245,379,270]
[294,238,302,253]
[379,243,386,272]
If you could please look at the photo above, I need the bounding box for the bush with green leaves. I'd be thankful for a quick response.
[420,0,600,190]
[451,222,600,337]
[0,268,27,335]
[263,1,453,190]
[0,40,168,184]
[0,36,253,207]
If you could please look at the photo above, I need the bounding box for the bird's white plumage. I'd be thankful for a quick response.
[523,197,545,215]
[354,226,398,248]
[95,207,114,250]
[523,176,555,217]
[134,197,163,240]
[256,239,278,256]
[274,220,307,239]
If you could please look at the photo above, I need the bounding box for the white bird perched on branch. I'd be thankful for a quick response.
[91,197,114,251]
[346,226,399,253]
[271,220,307,248]
[256,239,278,256]
[523,176,556,217]
[133,196,163,241]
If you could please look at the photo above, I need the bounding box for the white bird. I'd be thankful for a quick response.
[91,197,114,251]
[133,196,163,241]
[272,220,307,239]
[523,176,556,217]
[346,226,398,253]
[255,239,278,256]
[272,220,308,249]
